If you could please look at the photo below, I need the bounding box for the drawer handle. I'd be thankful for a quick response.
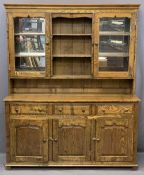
[49,137,53,141]
[48,137,58,142]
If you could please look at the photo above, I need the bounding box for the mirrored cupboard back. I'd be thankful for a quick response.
[4,4,140,169]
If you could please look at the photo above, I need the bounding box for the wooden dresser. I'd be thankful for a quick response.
[4,4,140,168]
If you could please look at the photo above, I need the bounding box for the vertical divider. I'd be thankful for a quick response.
[93,13,99,77]
[52,119,58,161]
[45,13,51,77]
[48,119,53,161]
[8,13,15,77]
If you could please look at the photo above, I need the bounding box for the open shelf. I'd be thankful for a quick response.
[53,54,92,58]
[53,57,91,76]
[53,36,92,56]
[52,17,92,35]
[51,75,92,79]
[53,34,92,36]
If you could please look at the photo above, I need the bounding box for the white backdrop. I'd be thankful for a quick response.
[0,0,143,152]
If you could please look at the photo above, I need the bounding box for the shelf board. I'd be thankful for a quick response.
[15,52,45,57]
[53,54,92,58]
[15,32,45,36]
[99,52,129,57]
[99,31,130,36]
[4,94,140,103]
[53,34,92,36]
[52,75,92,79]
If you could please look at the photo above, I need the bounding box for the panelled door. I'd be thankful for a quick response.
[8,12,51,78]
[91,115,133,162]
[48,117,91,162]
[93,12,136,78]
[10,118,48,162]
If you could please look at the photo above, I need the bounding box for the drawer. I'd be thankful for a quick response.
[10,104,47,114]
[73,105,91,115]
[97,104,133,114]
[54,105,72,115]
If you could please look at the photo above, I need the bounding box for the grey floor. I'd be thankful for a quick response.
[0,153,144,175]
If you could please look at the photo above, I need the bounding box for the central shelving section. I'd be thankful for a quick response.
[52,17,92,78]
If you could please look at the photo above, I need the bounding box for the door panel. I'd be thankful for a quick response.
[49,117,91,162]
[10,118,48,162]
[94,115,133,162]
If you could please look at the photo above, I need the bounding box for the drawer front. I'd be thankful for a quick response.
[73,105,91,115]
[10,104,47,114]
[97,104,133,114]
[54,105,72,115]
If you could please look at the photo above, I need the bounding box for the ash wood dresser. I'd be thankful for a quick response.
[4,4,140,169]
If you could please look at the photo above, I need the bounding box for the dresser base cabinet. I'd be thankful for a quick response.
[4,97,139,168]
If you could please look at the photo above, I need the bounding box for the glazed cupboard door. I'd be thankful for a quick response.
[51,13,93,78]
[10,119,48,162]
[93,13,136,78]
[48,118,91,162]
[8,13,51,78]
[91,116,133,162]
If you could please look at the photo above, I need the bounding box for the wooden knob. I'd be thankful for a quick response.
[82,109,85,113]
[15,108,19,113]
[95,43,99,46]
[58,108,63,112]
[43,139,47,143]
[46,38,49,45]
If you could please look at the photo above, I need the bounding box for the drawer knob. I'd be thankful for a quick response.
[82,109,85,113]
[43,139,47,143]
[58,108,63,112]
[15,108,19,113]
[54,138,58,142]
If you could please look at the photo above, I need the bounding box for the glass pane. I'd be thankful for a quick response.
[99,57,128,71]
[100,36,129,53]
[15,57,45,71]
[14,17,45,33]
[14,17,45,72]
[100,17,130,32]
[15,35,45,53]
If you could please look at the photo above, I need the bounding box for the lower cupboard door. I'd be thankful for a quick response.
[48,118,91,162]
[93,116,133,162]
[10,119,48,163]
